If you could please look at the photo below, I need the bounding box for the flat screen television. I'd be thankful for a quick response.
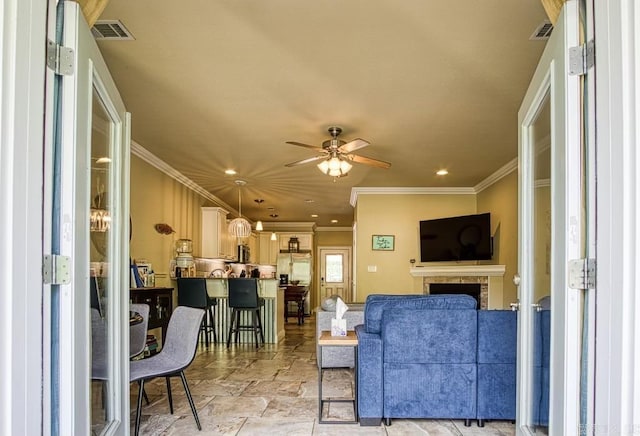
[419,213,492,262]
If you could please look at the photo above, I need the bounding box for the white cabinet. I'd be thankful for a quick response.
[258,232,279,265]
[201,207,235,260]
[278,232,313,251]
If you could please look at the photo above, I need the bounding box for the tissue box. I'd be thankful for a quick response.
[331,318,347,336]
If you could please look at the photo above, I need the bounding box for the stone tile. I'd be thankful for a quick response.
[160,415,246,435]
[386,419,463,435]
[237,417,315,435]
[208,395,270,418]
[314,421,386,435]
[130,413,179,435]
[262,397,318,418]
[188,379,251,397]
[242,380,302,397]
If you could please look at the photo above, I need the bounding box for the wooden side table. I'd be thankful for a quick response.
[317,330,358,424]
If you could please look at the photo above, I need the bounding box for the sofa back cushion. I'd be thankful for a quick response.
[382,309,478,363]
[363,294,477,334]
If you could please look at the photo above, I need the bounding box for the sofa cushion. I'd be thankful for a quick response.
[382,309,477,364]
[477,310,517,364]
[364,294,477,334]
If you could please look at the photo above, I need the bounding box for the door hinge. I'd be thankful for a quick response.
[568,258,596,289]
[569,40,595,76]
[46,39,74,76]
[43,254,72,285]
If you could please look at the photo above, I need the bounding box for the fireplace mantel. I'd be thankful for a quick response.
[410,264,506,309]
[409,265,506,277]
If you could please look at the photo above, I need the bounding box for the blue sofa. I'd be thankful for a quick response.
[355,294,517,427]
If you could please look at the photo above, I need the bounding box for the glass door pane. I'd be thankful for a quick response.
[90,89,115,433]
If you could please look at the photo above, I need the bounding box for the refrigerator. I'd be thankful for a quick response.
[277,252,312,314]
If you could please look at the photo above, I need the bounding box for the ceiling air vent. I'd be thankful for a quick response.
[91,20,135,40]
[530,20,553,40]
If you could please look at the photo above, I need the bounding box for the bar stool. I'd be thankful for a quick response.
[177,278,217,346]
[227,278,265,348]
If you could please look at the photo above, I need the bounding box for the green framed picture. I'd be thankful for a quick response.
[372,235,395,251]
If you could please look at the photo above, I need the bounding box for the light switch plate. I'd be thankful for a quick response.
[367,265,377,272]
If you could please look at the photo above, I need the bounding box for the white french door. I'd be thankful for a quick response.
[515,1,586,435]
[55,2,130,434]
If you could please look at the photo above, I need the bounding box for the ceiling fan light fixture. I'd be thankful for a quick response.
[317,156,352,177]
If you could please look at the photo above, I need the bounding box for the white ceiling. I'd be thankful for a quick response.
[97,0,548,227]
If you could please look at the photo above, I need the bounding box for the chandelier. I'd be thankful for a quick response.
[228,180,252,239]
[90,188,110,232]
[317,152,352,177]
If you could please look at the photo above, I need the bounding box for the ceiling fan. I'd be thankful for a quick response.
[284,126,391,177]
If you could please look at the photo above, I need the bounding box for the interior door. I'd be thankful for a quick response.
[515,1,583,434]
[57,2,130,434]
[319,247,352,302]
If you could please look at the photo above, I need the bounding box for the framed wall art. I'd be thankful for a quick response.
[372,235,395,251]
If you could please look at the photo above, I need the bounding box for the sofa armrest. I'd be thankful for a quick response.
[355,324,383,425]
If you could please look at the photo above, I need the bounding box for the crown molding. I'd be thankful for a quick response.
[260,222,317,232]
[130,140,240,218]
[315,226,352,232]
[473,158,518,193]
[350,186,476,207]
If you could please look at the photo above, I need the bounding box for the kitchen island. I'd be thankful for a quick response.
[205,278,285,344]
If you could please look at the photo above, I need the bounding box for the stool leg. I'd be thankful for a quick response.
[234,310,241,344]
[210,305,217,343]
[257,308,265,344]
[203,312,209,347]
[252,310,259,348]
[226,309,236,348]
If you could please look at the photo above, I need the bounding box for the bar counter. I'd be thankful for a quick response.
[205,278,285,344]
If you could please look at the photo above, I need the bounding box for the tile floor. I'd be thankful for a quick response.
[129,315,515,435]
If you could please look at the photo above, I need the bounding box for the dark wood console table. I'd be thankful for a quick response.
[130,287,174,342]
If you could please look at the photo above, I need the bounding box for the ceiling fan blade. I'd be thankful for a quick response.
[347,154,392,169]
[338,138,370,153]
[285,154,327,167]
[286,141,323,151]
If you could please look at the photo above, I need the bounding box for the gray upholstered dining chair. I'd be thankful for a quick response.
[130,306,205,436]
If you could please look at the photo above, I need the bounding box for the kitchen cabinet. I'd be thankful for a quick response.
[201,207,235,260]
[258,232,279,264]
[247,232,258,263]
[278,232,313,252]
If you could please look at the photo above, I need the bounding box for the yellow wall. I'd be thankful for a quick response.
[129,155,211,288]
[354,193,477,301]
[476,171,519,307]
[315,230,352,246]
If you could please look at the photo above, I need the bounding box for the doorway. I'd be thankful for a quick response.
[318,247,353,304]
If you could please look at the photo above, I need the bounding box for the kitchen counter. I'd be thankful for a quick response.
[204,278,284,344]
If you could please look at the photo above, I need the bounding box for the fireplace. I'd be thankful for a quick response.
[410,265,505,309]
[429,283,482,308]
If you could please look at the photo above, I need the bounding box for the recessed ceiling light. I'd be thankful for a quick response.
[267,207,275,211]
[269,214,279,218]
[311,214,318,218]
[304,199,315,203]
[225,169,237,175]
[96,157,111,164]
[331,219,338,223]
[436,169,449,176]
[254,199,264,204]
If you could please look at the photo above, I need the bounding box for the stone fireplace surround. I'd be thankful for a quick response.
[410,265,506,310]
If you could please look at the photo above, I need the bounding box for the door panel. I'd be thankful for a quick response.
[516,1,582,434]
[319,248,352,303]
[57,2,130,434]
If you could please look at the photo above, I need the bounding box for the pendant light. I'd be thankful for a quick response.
[228,180,252,239]
[254,198,264,231]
